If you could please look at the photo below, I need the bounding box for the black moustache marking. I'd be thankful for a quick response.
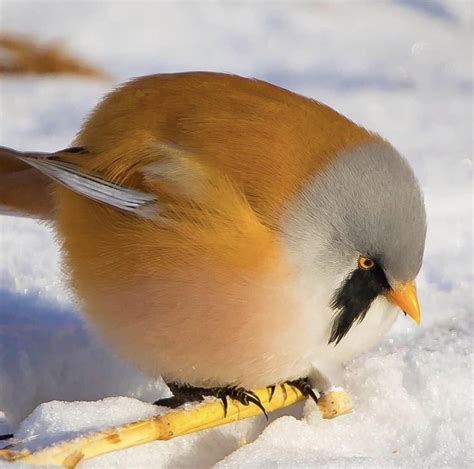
[329,264,390,345]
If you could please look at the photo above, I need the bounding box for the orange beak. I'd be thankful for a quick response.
[384,281,421,325]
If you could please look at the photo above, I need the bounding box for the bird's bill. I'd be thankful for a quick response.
[384,281,421,325]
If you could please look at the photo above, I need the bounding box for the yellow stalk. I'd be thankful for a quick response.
[0,385,305,468]
[0,385,353,467]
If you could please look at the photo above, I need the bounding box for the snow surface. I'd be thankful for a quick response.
[0,0,472,467]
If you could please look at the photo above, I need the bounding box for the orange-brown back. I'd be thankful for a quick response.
[74,72,377,223]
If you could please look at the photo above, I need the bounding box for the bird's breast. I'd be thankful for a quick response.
[78,259,320,389]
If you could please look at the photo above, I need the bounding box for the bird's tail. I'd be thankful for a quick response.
[0,145,158,220]
[0,145,55,219]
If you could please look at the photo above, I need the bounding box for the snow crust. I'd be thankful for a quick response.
[0,0,472,467]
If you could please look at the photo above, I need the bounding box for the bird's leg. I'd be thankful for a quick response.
[307,367,334,393]
[155,382,268,418]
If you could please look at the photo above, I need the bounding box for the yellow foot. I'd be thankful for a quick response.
[317,387,353,419]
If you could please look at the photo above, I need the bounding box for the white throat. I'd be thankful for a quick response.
[276,153,402,380]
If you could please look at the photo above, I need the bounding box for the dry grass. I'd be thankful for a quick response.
[0,33,110,79]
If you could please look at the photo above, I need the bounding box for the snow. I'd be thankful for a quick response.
[0,0,472,467]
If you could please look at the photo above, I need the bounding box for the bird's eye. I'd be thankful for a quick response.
[358,256,375,270]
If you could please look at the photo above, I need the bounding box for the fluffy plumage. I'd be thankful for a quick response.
[0,72,426,391]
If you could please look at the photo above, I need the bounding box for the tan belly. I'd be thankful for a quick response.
[78,261,317,388]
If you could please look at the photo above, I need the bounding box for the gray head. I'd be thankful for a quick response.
[307,140,426,285]
[281,139,427,343]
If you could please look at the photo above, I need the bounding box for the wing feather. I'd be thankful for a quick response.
[0,146,158,217]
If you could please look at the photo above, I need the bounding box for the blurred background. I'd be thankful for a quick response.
[0,0,472,463]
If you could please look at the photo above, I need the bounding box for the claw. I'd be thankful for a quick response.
[245,393,268,420]
[222,397,228,416]
[268,385,276,402]
[164,383,268,419]
[287,377,319,404]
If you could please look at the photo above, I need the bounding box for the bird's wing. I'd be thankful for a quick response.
[0,145,158,218]
[24,142,275,273]
[0,143,262,234]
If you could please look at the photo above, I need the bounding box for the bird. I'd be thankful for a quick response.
[0,72,426,410]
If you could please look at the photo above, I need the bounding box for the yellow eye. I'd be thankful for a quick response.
[358,256,375,270]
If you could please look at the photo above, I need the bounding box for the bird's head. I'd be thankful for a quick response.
[281,140,427,344]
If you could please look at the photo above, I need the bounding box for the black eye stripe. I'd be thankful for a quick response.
[328,265,389,345]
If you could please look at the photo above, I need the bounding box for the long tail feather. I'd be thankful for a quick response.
[0,146,54,219]
[0,145,158,218]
